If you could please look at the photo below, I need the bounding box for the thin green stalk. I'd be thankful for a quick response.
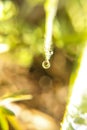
[42,0,59,69]
[61,42,87,130]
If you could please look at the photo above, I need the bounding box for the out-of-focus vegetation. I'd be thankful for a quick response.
[0,0,87,66]
[0,0,87,130]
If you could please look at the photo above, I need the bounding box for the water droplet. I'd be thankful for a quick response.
[49,49,53,56]
[42,60,50,69]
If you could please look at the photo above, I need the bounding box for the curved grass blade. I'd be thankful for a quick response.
[0,106,14,116]
[0,108,9,130]
[7,115,23,130]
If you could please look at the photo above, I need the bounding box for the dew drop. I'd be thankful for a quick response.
[49,50,53,56]
[42,60,50,69]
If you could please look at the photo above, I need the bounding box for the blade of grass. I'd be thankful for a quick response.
[7,115,23,130]
[0,109,9,130]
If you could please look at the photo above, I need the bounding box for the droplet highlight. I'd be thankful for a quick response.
[49,49,53,56]
[42,60,50,69]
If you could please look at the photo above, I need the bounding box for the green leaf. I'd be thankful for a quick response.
[0,110,9,130]
[0,106,15,116]
[7,115,23,130]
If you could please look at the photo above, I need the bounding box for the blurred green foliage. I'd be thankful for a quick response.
[0,0,87,130]
[0,0,87,67]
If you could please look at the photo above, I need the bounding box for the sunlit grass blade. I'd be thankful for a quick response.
[0,94,33,105]
[7,115,23,130]
[5,94,33,102]
[0,106,14,116]
[0,108,9,130]
[61,43,87,129]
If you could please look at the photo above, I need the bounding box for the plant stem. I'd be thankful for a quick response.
[42,0,59,69]
[61,43,87,130]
